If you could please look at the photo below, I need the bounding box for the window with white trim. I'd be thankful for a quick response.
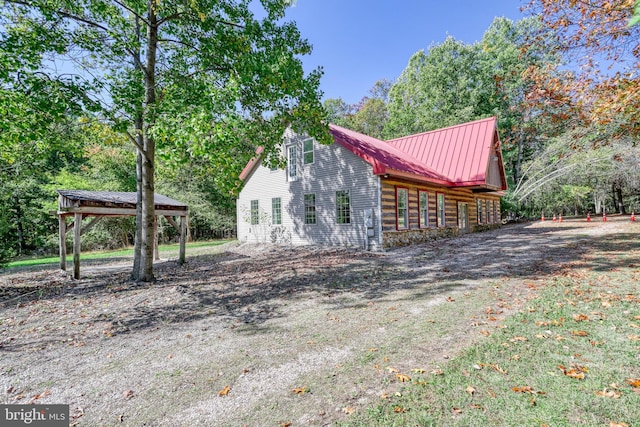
[303,138,314,164]
[486,200,491,224]
[287,145,297,180]
[437,193,446,227]
[250,200,259,225]
[272,197,282,225]
[336,191,350,224]
[419,190,429,228]
[477,199,483,224]
[396,187,408,229]
[304,193,316,224]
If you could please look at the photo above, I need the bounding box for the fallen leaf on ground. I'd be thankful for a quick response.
[292,387,308,395]
[558,364,587,379]
[572,330,589,337]
[609,422,629,427]
[451,407,463,414]
[596,388,621,398]
[393,406,406,413]
[218,386,231,397]
[342,407,355,415]
[510,336,528,342]
[573,314,589,322]
[512,386,546,395]
[626,378,640,387]
[430,369,443,375]
[396,373,411,382]
[466,386,476,396]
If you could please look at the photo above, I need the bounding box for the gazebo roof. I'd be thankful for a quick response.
[57,190,188,217]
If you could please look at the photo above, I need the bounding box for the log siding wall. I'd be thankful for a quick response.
[380,177,501,248]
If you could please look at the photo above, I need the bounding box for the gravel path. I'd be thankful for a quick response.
[1,217,636,426]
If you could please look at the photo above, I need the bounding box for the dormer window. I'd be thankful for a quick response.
[287,145,297,181]
[303,138,314,164]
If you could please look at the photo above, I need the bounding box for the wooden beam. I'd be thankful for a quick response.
[73,212,82,279]
[58,206,187,217]
[63,220,74,235]
[179,214,186,265]
[164,215,179,231]
[80,216,103,235]
[59,215,67,271]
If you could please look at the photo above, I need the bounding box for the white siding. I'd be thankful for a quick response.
[237,131,382,250]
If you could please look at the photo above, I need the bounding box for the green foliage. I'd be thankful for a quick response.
[385,37,490,138]
[631,0,640,26]
[323,79,391,139]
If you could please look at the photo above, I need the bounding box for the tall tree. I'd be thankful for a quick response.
[2,0,330,281]
[524,0,640,138]
[323,79,391,139]
[385,37,491,138]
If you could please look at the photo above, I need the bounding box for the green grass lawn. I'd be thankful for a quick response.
[5,240,234,268]
[341,236,640,427]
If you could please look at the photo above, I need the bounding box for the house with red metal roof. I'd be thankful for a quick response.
[237,116,507,249]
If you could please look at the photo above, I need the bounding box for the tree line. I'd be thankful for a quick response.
[326,4,639,220]
[1,1,638,272]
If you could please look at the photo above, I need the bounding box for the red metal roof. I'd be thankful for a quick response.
[239,117,506,190]
[329,124,452,185]
[386,117,502,188]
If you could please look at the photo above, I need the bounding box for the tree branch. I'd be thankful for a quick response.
[157,38,201,52]
[112,0,150,26]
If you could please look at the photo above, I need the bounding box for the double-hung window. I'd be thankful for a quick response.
[485,200,491,224]
[250,200,259,225]
[304,193,316,224]
[396,187,408,229]
[287,145,297,181]
[419,190,429,228]
[437,193,446,227]
[336,191,350,224]
[303,138,314,164]
[477,199,483,224]
[272,197,282,225]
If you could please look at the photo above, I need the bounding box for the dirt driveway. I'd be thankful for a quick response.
[0,217,636,426]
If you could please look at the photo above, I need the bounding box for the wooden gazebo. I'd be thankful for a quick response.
[56,190,189,279]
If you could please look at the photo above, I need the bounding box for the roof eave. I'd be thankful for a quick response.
[383,169,454,187]
[238,147,264,181]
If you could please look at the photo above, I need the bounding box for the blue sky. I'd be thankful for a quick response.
[285,1,526,104]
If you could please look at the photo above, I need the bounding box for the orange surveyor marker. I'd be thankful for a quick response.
[541,212,545,222]
[603,211,607,222]
[553,214,557,222]
[559,214,563,222]
[586,212,591,222]
[632,212,636,222]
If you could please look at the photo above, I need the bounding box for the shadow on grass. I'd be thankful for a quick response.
[1,223,638,352]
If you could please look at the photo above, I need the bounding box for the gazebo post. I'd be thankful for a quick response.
[179,214,187,265]
[58,214,67,271]
[73,212,82,279]
[153,215,160,261]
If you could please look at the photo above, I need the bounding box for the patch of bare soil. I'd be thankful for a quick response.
[1,216,637,426]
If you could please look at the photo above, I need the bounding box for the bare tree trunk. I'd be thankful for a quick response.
[132,147,143,280]
[139,2,158,282]
[613,181,626,214]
